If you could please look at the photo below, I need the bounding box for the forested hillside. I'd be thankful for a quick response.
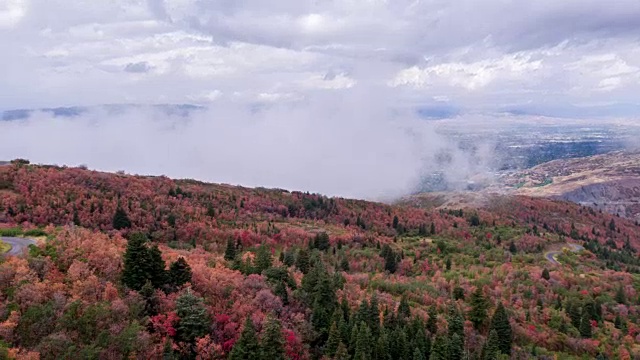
[0,162,640,359]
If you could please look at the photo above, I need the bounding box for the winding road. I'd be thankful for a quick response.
[1,237,36,256]
[545,243,584,265]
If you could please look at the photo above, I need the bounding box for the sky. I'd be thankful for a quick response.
[1,0,640,198]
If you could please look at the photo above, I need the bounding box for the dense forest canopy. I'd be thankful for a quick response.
[0,163,639,359]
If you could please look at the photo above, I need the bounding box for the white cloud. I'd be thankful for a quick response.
[2,0,640,196]
[0,0,27,29]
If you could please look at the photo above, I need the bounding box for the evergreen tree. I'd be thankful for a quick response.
[447,308,464,340]
[260,315,285,360]
[311,267,337,340]
[445,258,452,271]
[229,317,260,360]
[567,302,581,329]
[254,244,273,273]
[334,342,349,360]
[469,287,489,330]
[353,322,372,360]
[283,250,295,267]
[122,233,152,291]
[339,257,350,272]
[224,238,236,261]
[615,286,626,304]
[369,293,380,337]
[313,232,330,251]
[429,335,449,360]
[392,215,399,229]
[175,289,210,344]
[412,347,424,360]
[453,286,464,300]
[448,333,463,360]
[140,280,159,316]
[112,207,132,230]
[541,268,550,280]
[147,245,167,288]
[482,330,499,360]
[375,329,390,360]
[325,321,341,357]
[73,209,81,226]
[168,257,192,288]
[579,312,592,338]
[508,241,517,254]
[295,249,310,274]
[489,303,512,355]
[426,306,438,335]
[398,296,411,322]
[384,250,398,273]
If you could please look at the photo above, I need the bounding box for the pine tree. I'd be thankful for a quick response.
[260,315,285,360]
[140,280,159,316]
[508,241,517,254]
[122,233,151,291]
[447,308,464,339]
[375,328,390,360]
[313,232,330,251]
[579,312,592,338]
[482,330,499,360]
[541,268,550,280]
[398,296,411,322]
[369,293,380,337]
[112,207,132,230]
[311,267,337,340]
[468,287,489,330]
[254,244,272,273]
[224,238,236,261]
[73,209,81,226]
[295,249,310,274]
[175,289,210,344]
[429,335,449,360]
[325,321,341,357]
[229,317,260,360]
[445,258,452,271]
[448,333,463,360]
[147,245,167,288]
[334,342,349,360]
[168,257,192,288]
[489,303,512,355]
[353,322,372,360]
[615,286,626,304]
[453,286,464,300]
[567,302,581,329]
[426,306,438,335]
[340,257,350,272]
[412,347,424,360]
[384,250,398,273]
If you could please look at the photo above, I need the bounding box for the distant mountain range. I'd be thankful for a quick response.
[1,104,205,121]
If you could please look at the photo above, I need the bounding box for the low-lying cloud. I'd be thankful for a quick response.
[0,91,498,200]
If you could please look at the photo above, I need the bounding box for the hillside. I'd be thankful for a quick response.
[406,151,640,222]
[503,151,640,221]
[0,162,639,358]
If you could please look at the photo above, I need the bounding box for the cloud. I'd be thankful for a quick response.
[0,91,476,199]
[1,0,640,197]
[1,0,640,114]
